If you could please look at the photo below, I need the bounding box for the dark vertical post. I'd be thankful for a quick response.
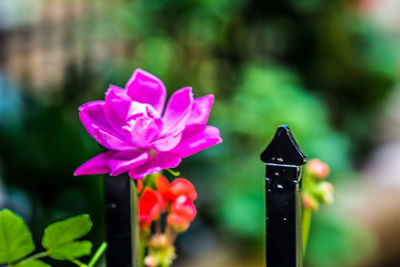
[260,125,306,267]
[104,173,133,267]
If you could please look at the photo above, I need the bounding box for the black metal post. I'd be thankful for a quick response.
[104,173,133,267]
[260,125,306,267]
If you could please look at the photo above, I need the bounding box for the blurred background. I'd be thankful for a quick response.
[1,0,400,266]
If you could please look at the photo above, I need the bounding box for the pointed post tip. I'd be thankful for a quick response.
[260,125,306,165]
[277,124,290,130]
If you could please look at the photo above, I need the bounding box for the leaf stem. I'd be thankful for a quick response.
[87,242,107,267]
[15,251,49,265]
[166,169,180,177]
[302,207,313,256]
[165,226,176,244]
[138,176,150,199]
[69,259,86,266]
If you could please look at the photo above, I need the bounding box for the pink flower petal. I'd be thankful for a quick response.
[125,102,163,131]
[186,94,214,126]
[104,85,132,133]
[79,101,134,150]
[95,128,136,151]
[170,125,222,158]
[151,131,182,152]
[74,152,110,176]
[108,150,149,176]
[79,101,108,124]
[128,151,182,179]
[162,87,193,135]
[74,150,148,176]
[125,69,166,115]
[105,85,163,147]
[123,115,161,148]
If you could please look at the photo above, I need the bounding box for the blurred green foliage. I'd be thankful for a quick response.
[0,0,399,266]
[307,210,376,267]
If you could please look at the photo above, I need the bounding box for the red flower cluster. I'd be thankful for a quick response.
[138,175,197,232]
[138,187,164,229]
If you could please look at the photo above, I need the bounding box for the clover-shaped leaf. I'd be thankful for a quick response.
[48,241,92,260]
[42,214,93,260]
[0,209,35,264]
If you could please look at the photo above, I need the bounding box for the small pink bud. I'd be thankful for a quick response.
[302,192,319,211]
[307,159,330,180]
[145,256,157,267]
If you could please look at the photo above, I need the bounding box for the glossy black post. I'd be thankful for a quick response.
[260,125,306,267]
[104,173,132,267]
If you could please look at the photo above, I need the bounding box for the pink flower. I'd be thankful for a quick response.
[74,69,222,179]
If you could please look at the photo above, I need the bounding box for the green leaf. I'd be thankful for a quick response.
[42,214,92,250]
[48,241,92,260]
[16,259,51,267]
[0,209,35,264]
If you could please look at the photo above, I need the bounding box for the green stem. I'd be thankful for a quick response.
[15,251,49,265]
[131,180,141,267]
[138,175,151,198]
[69,259,86,266]
[139,239,146,267]
[166,169,180,177]
[302,207,313,256]
[87,242,107,267]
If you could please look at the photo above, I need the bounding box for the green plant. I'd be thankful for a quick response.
[0,209,107,267]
